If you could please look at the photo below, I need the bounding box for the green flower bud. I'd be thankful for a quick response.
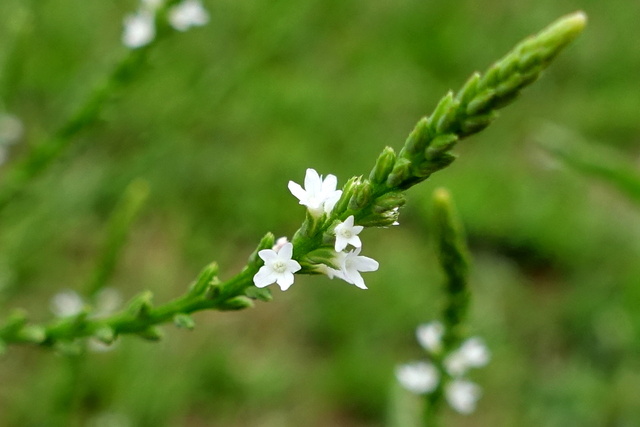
[245,286,273,302]
[137,326,163,341]
[372,192,406,213]
[94,326,116,344]
[459,112,498,137]
[466,89,496,116]
[348,179,373,211]
[247,232,275,266]
[173,314,196,330]
[126,291,154,319]
[369,146,397,185]
[188,262,219,296]
[332,176,359,215]
[425,134,459,160]
[301,247,341,271]
[386,158,412,188]
[403,118,431,156]
[19,326,47,344]
[218,296,255,311]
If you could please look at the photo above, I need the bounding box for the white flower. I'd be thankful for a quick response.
[122,10,155,49]
[335,248,378,289]
[168,0,210,32]
[51,290,84,317]
[333,215,363,252]
[0,113,23,146]
[395,361,440,395]
[93,288,123,318]
[444,337,490,376]
[253,242,301,291]
[445,380,482,414]
[88,338,119,353]
[288,168,342,216]
[416,321,444,354]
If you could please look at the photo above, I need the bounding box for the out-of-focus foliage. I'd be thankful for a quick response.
[0,0,639,426]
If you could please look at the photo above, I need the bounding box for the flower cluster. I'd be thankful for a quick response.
[122,0,209,49]
[252,168,380,291]
[396,321,490,415]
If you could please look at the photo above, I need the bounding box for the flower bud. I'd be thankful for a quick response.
[332,177,359,215]
[300,247,341,271]
[369,146,397,185]
[425,134,459,160]
[173,313,196,330]
[386,158,412,188]
[94,326,116,344]
[372,192,406,213]
[348,179,373,211]
[126,291,154,319]
[188,262,219,296]
[403,118,431,156]
[137,326,163,341]
[218,296,255,311]
[245,286,273,302]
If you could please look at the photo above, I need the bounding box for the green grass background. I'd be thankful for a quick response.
[0,0,639,425]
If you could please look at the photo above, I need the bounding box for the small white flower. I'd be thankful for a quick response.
[444,337,490,376]
[0,113,24,146]
[416,321,444,354]
[445,380,482,414]
[93,288,123,318]
[168,0,210,32]
[272,236,289,252]
[336,248,379,289]
[122,10,155,49]
[253,242,301,291]
[288,168,343,216]
[395,361,440,395]
[333,215,363,252]
[51,290,84,318]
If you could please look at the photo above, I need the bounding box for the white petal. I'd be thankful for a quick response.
[304,169,322,195]
[321,174,338,193]
[277,271,295,291]
[416,322,444,354]
[258,249,278,263]
[353,255,379,272]
[334,238,348,252]
[459,337,491,368]
[253,267,276,288]
[277,242,294,259]
[348,235,362,248]
[395,362,440,395]
[445,380,481,414]
[323,190,342,214]
[288,181,307,203]
[285,259,302,273]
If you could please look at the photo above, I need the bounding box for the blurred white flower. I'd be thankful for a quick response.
[288,168,342,216]
[168,0,210,32]
[444,337,490,376]
[445,379,482,414]
[272,236,289,252]
[93,287,123,317]
[122,10,155,49]
[0,113,24,146]
[51,290,85,317]
[253,242,301,291]
[395,361,440,394]
[88,338,119,353]
[333,215,363,252]
[416,321,444,354]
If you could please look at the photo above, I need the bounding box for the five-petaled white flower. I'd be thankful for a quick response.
[333,215,363,252]
[335,248,379,289]
[288,168,342,216]
[416,321,444,354]
[444,337,491,376]
[169,0,210,32]
[253,242,301,291]
[122,10,156,49]
[445,380,482,414]
[395,361,440,395]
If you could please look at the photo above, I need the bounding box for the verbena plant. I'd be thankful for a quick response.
[0,9,586,355]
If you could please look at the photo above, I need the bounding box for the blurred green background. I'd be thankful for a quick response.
[1,0,639,426]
